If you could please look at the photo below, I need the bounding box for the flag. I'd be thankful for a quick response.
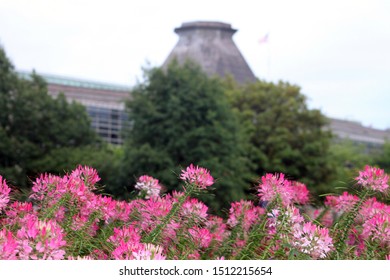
[259,33,269,44]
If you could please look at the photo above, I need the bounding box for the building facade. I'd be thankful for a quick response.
[327,117,390,148]
[19,71,131,145]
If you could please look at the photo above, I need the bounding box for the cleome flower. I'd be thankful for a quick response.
[290,181,310,205]
[227,200,264,232]
[180,164,214,189]
[135,175,162,199]
[361,213,390,247]
[132,243,166,260]
[292,222,334,259]
[257,173,293,206]
[0,176,11,212]
[267,205,304,236]
[325,192,360,213]
[108,226,166,260]
[188,226,212,248]
[0,228,18,260]
[355,165,389,193]
[16,216,67,260]
[257,173,310,207]
[181,198,209,222]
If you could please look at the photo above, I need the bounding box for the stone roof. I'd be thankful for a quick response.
[162,21,257,84]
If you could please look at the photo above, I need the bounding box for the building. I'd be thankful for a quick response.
[18,71,131,145]
[327,117,390,148]
[18,21,390,147]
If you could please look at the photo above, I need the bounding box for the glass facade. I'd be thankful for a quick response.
[86,106,128,145]
[17,71,132,145]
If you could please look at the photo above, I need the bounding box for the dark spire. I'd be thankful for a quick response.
[162,21,257,84]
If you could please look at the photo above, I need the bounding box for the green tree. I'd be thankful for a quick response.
[374,141,390,173]
[120,60,252,213]
[327,140,374,192]
[226,79,334,197]
[0,46,98,188]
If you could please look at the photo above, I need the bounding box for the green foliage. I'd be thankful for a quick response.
[327,140,374,192]
[226,79,334,197]
[30,144,123,195]
[374,141,390,173]
[0,46,98,188]
[121,60,252,213]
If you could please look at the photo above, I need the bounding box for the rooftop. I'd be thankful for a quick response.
[175,21,236,32]
[17,70,132,92]
[163,21,257,84]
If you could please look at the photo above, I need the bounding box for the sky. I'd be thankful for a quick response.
[0,0,389,129]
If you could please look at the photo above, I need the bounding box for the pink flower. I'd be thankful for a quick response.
[16,218,66,260]
[30,173,63,201]
[356,165,389,193]
[188,226,212,248]
[292,222,333,259]
[68,255,94,260]
[108,225,141,245]
[180,164,214,189]
[361,213,390,246]
[227,200,264,231]
[132,244,166,260]
[206,216,227,242]
[290,181,310,205]
[98,197,134,223]
[136,195,176,233]
[346,228,366,257]
[135,175,162,199]
[0,229,18,259]
[257,173,293,206]
[187,251,200,260]
[181,198,209,222]
[71,165,100,187]
[267,206,304,235]
[0,176,11,211]
[325,192,359,213]
[359,198,390,222]
[111,241,143,260]
[3,209,37,234]
[108,225,153,260]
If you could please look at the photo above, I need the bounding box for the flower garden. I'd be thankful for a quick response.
[0,164,389,260]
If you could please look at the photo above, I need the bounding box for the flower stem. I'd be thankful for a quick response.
[332,189,369,257]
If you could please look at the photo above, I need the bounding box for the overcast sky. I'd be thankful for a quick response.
[0,0,389,129]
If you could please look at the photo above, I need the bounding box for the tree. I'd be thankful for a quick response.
[226,79,335,197]
[327,139,374,191]
[0,46,98,188]
[120,60,252,213]
[374,141,390,173]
